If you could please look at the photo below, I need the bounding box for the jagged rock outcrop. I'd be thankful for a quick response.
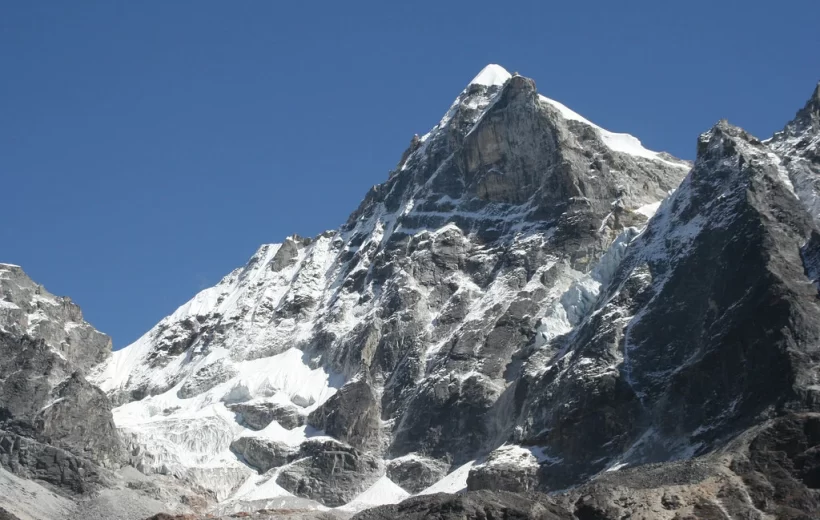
[504,115,820,491]
[229,437,296,473]
[466,445,540,493]
[386,455,449,494]
[352,490,573,520]
[275,439,383,507]
[0,264,111,371]
[0,264,121,495]
[307,380,380,450]
[228,401,305,431]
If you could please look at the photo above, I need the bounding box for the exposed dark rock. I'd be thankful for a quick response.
[390,372,498,463]
[228,401,306,430]
[467,446,539,493]
[270,236,309,272]
[0,264,121,493]
[275,439,382,507]
[352,490,573,520]
[354,415,820,519]
[729,413,820,518]
[0,264,111,371]
[0,507,22,520]
[513,118,820,490]
[35,371,121,467]
[229,437,296,473]
[177,359,237,399]
[769,83,820,224]
[0,430,108,493]
[307,380,380,450]
[0,332,121,472]
[385,455,449,494]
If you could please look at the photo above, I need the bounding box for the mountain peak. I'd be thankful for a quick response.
[468,64,511,87]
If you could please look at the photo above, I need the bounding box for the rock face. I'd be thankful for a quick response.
[83,66,820,519]
[466,445,540,493]
[386,455,449,494]
[228,400,305,431]
[229,436,296,473]
[0,431,108,493]
[275,439,383,507]
[505,116,820,491]
[307,380,380,450]
[0,264,121,494]
[352,490,572,520]
[0,264,111,370]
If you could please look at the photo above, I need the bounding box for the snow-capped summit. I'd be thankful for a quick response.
[468,63,512,87]
[90,65,690,511]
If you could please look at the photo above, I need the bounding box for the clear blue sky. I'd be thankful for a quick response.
[2,1,818,349]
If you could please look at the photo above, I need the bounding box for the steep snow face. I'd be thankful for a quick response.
[91,64,689,508]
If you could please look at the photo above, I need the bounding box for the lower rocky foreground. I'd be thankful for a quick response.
[128,413,820,520]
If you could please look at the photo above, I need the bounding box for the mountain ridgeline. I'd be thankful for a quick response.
[2,66,820,519]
